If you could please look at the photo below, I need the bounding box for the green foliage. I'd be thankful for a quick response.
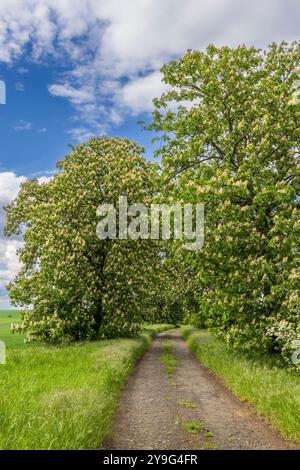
[150,42,300,359]
[143,323,175,335]
[149,247,200,326]
[182,327,300,444]
[5,138,162,341]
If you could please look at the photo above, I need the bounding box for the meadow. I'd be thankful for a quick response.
[0,310,24,349]
[0,311,173,449]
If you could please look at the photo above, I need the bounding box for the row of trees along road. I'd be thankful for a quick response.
[5,43,300,370]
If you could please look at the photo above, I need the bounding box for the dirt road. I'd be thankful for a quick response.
[105,331,294,450]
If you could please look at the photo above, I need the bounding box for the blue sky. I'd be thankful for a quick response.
[0,61,155,176]
[0,0,299,308]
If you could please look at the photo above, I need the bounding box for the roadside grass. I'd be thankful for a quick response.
[0,322,173,450]
[161,340,177,375]
[181,326,300,445]
[144,324,174,335]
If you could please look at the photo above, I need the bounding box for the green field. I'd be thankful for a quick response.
[182,327,300,445]
[0,310,25,349]
[0,313,173,449]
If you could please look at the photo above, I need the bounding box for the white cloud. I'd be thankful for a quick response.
[0,0,298,137]
[118,71,166,115]
[13,121,48,133]
[48,83,93,105]
[0,240,23,289]
[12,120,32,131]
[0,172,26,307]
[0,172,26,201]
[66,127,97,142]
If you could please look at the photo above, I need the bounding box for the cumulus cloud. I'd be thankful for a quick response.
[0,240,23,289]
[0,172,26,202]
[48,83,94,105]
[0,172,26,307]
[118,71,167,115]
[0,0,298,138]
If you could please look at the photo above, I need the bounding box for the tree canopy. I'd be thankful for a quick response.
[4,42,300,370]
[5,138,162,340]
[149,42,300,359]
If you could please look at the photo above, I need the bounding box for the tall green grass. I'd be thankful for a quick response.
[0,310,25,348]
[0,322,173,449]
[181,327,300,444]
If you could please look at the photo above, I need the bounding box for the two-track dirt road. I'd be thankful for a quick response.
[105,331,295,450]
